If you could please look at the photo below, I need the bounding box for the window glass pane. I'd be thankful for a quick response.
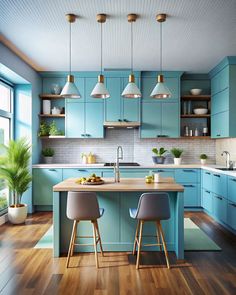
[0,83,11,112]
[0,184,8,211]
[0,117,10,146]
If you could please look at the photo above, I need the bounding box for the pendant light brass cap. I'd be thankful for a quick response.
[156,13,167,23]
[66,14,76,23]
[97,14,107,23]
[67,74,74,83]
[98,74,104,83]
[157,74,164,83]
[127,14,137,22]
[129,74,135,83]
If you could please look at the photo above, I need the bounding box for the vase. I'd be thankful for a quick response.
[152,156,165,164]
[174,158,182,165]
[43,100,51,114]
[201,159,206,165]
[44,156,53,164]
[8,204,28,224]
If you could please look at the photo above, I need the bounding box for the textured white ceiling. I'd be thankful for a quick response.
[1,0,236,73]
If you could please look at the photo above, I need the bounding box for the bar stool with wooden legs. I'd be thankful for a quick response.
[66,191,104,268]
[129,192,171,269]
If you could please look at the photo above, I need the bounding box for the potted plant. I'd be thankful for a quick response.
[200,154,208,165]
[42,148,54,164]
[0,138,32,224]
[49,121,64,137]
[152,147,167,164]
[171,148,184,165]
[38,121,49,137]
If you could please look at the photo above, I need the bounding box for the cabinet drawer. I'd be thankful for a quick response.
[227,201,236,230]
[227,176,236,203]
[212,172,227,197]
[183,184,200,207]
[63,169,102,179]
[213,194,227,224]
[33,168,63,206]
[175,169,199,183]
[202,189,213,213]
[152,169,175,178]
[202,170,212,191]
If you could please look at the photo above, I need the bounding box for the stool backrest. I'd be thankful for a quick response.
[67,192,100,220]
[136,192,170,220]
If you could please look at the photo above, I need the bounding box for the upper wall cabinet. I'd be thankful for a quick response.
[105,74,140,122]
[209,57,236,138]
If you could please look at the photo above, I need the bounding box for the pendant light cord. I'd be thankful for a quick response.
[160,21,162,74]
[100,22,103,75]
[131,21,133,74]
[69,21,72,75]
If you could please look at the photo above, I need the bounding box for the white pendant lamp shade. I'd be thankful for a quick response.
[122,74,141,98]
[150,75,171,99]
[61,14,81,98]
[91,75,110,98]
[61,75,81,98]
[122,14,141,98]
[91,14,110,99]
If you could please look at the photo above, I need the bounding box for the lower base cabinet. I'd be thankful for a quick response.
[183,184,200,207]
[202,189,213,213]
[213,194,227,224]
[227,201,236,231]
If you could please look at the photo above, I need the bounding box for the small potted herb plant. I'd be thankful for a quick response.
[200,154,208,165]
[152,147,167,164]
[42,148,54,164]
[171,148,184,165]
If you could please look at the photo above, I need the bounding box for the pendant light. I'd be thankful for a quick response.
[150,14,171,99]
[91,14,110,98]
[61,14,81,98]
[122,14,141,98]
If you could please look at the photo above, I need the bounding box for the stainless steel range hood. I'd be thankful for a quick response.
[103,121,141,129]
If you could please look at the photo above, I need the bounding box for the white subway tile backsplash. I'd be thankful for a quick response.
[42,129,216,164]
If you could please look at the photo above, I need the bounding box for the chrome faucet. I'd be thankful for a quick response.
[114,146,123,182]
[221,151,233,169]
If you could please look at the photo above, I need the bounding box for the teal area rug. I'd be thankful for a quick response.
[34,218,221,251]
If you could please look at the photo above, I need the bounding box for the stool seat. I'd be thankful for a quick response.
[129,208,137,219]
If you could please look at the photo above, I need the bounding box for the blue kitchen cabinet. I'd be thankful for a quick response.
[152,169,175,178]
[182,184,200,207]
[140,102,161,138]
[212,172,227,197]
[202,170,212,191]
[175,169,199,183]
[213,194,227,224]
[66,102,104,138]
[211,66,229,95]
[65,102,85,138]
[211,111,229,138]
[33,168,63,206]
[227,201,236,231]
[63,168,102,179]
[211,88,229,115]
[227,176,236,203]
[161,103,179,137]
[202,189,213,213]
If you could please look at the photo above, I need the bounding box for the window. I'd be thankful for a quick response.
[0,80,13,213]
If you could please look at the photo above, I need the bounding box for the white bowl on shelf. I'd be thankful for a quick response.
[190,89,202,95]
[193,108,208,115]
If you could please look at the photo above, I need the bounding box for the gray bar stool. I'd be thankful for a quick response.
[129,192,171,269]
[66,191,104,268]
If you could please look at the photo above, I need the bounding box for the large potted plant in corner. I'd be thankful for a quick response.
[0,138,32,224]
[152,147,167,164]
[171,148,184,165]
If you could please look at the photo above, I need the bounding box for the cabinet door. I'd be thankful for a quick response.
[152,169,175,178]
[227,176,236,203]
[140,102,161,138]
[183,184,200,207]
[85,77,101,102]
[212,172,227,197]
[33,168,62,205]
[85,103,104,138]
[227,201,236,230]
[122,77,140,122]
[211,88,229,115]
[213,194,227,224]
[211,111,229,138]
[202,189,213,213]
[63,168,102,179]
[202,170,212,191]
[105,77,121,121]
[161,103,179,138]
[66,102,85,138]
[175,169,199,183]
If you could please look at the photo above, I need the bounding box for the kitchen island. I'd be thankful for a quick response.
[53,178,184,259]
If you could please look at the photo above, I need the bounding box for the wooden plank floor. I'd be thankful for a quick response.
[0,212,236,295]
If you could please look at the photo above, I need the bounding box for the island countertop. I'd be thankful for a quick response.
[53,177,184,192]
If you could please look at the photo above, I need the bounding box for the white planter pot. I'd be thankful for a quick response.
[44,156,53,164]
[201,159,207,165]
[8,204,28,224]
[174,158,182,165]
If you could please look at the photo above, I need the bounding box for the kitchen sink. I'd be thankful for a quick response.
[216,167,236,171]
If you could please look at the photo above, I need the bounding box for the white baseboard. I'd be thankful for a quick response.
[0,213,8,225]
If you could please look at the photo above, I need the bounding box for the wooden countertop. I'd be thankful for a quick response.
[53,177,184,192]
